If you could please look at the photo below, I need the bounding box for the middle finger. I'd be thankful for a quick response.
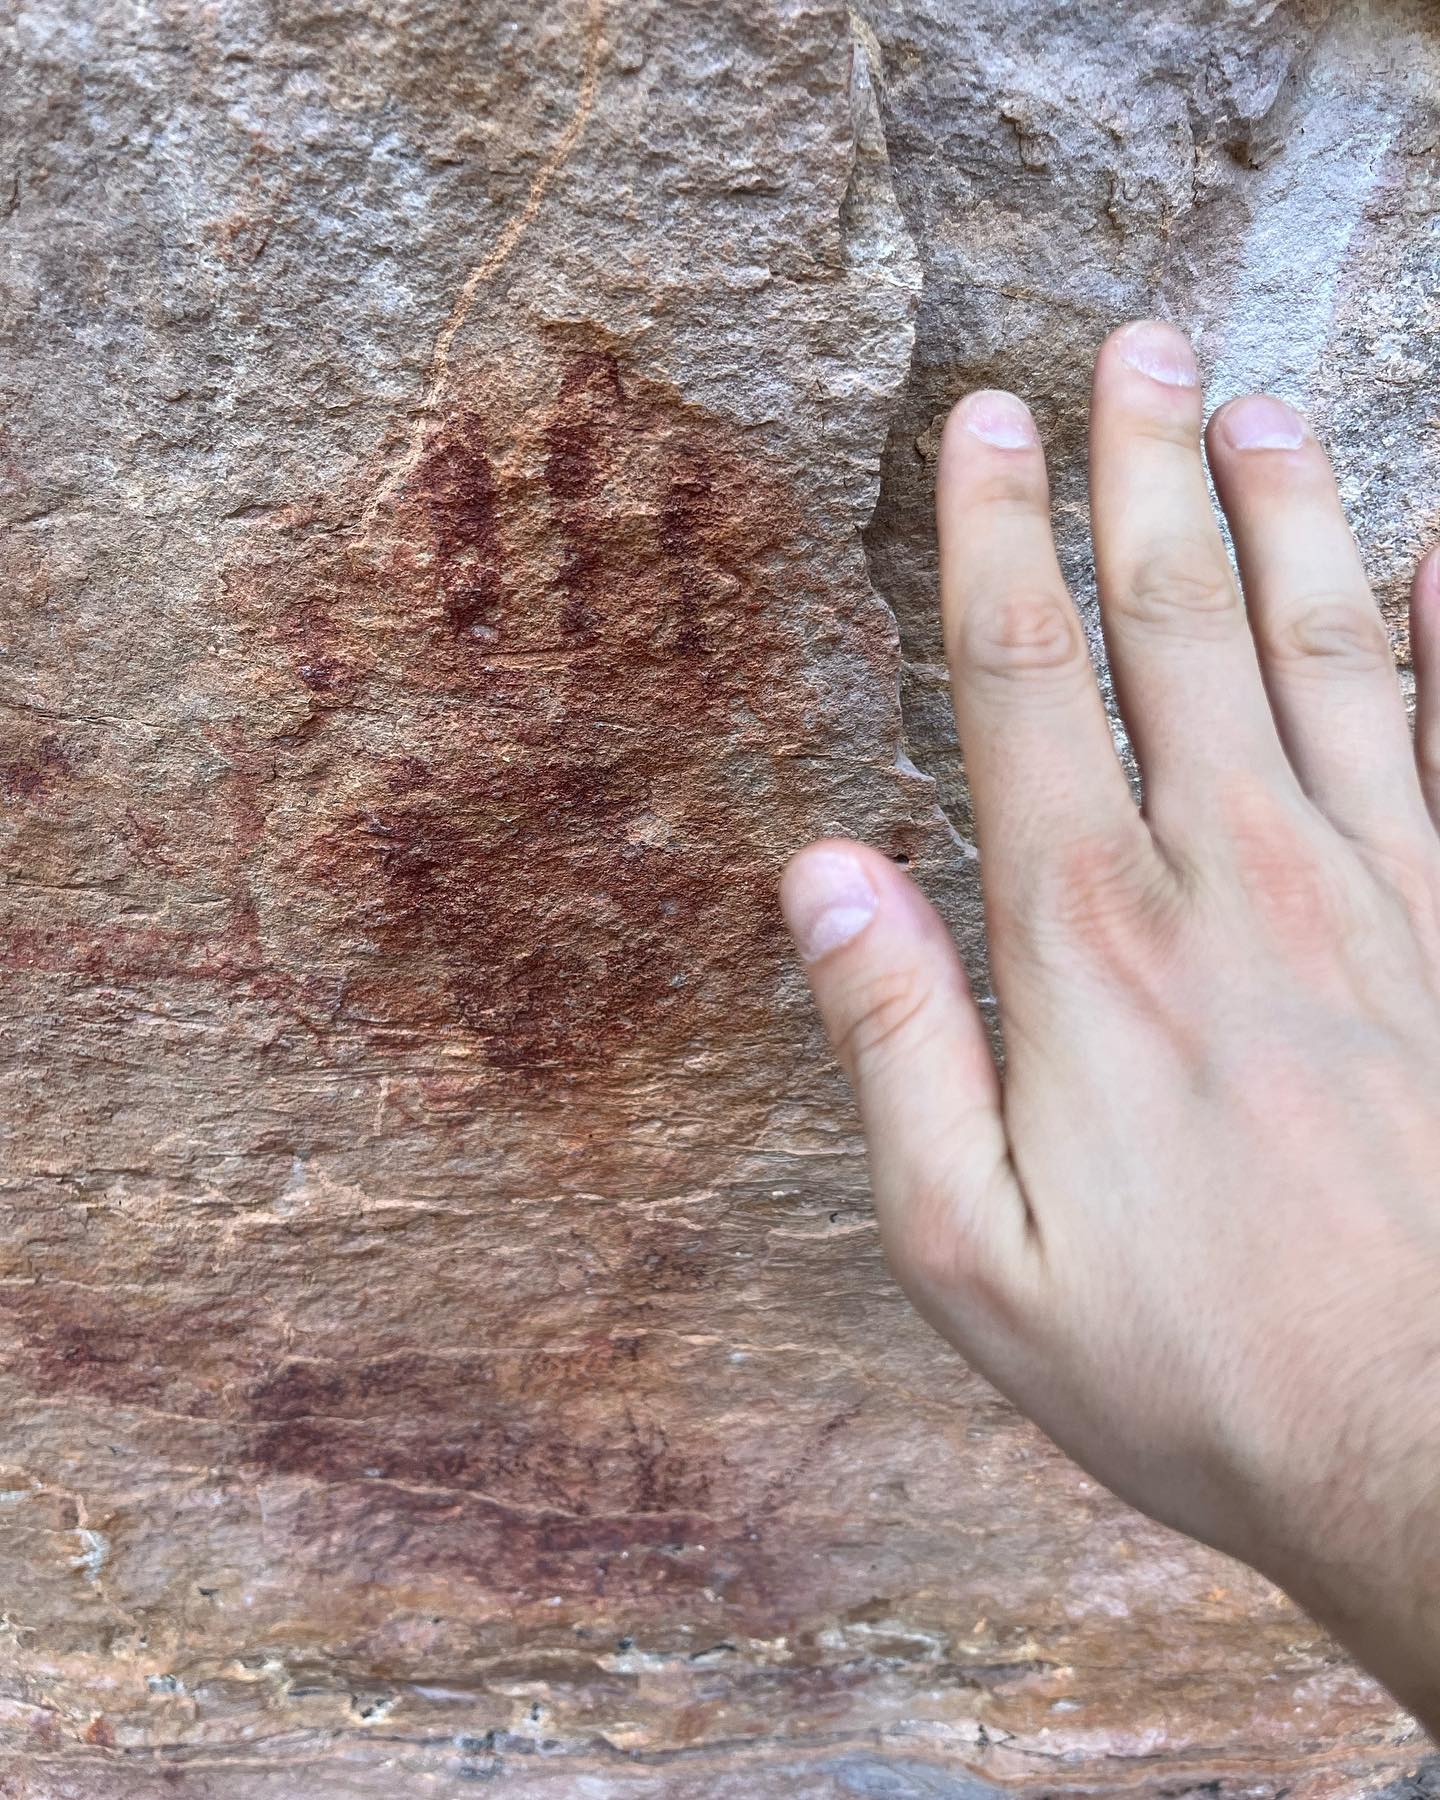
[1088,321,1295,833]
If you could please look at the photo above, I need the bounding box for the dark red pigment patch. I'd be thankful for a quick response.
[243,1371,713,1522]
[0,1278,745,1600]
[0,732,70,805]
[423,408,505,644]
[235,349,817,1078]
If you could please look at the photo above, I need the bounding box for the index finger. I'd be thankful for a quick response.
[937,389,1145,920]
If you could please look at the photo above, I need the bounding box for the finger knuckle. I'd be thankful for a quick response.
[1112,542,1238,639]
[888,1174,1011,1315]
[895,1215,978,1305]
[1265,599,1393,674]
[959,590,1086,688]
[988,827,1176,996]
[1219,786,1346,950]
[832,969,933,1073]
[1361,836,1440,949]
[961,467,1049,512]
[1048,829,1165,937]
[1239,849,1338,944]
[1020,828,1170,953]
[1118,408,1200,453]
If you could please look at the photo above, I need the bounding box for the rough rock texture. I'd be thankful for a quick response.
[0,0,1436,1794]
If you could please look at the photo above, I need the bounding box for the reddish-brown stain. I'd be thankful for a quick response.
[0,351,889,1626]
[24,1713,62,1751]
[0,1275,750,1601]
[0,733,70,805]
[0,1280,716,1518]
[422,408,505,644]
[227,346,819,1081]
[241,1394,713,1522]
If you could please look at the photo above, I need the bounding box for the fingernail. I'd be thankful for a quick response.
[957,390,1039,449]
[783,848,879,963]
[1116,321,1199,388]
[1218,394,1307,451]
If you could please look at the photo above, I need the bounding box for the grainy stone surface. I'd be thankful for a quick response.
[0,0,1435,1794]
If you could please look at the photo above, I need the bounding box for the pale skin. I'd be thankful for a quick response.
[780,320,1440,1730]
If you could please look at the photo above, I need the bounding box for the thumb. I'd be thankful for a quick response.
[779,839,1031,1317]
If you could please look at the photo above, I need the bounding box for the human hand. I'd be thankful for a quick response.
[781,321,1440,1727]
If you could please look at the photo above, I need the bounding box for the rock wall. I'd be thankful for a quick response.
[0,0,1436,1794]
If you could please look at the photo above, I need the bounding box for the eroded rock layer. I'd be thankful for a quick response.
[0,0,1436,1793]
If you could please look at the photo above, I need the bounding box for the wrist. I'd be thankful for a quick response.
[1261,1496,1440,1735]
[1295,1579,1440,1736]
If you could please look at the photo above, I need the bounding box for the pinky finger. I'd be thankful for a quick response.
[1415,548,1440,832]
